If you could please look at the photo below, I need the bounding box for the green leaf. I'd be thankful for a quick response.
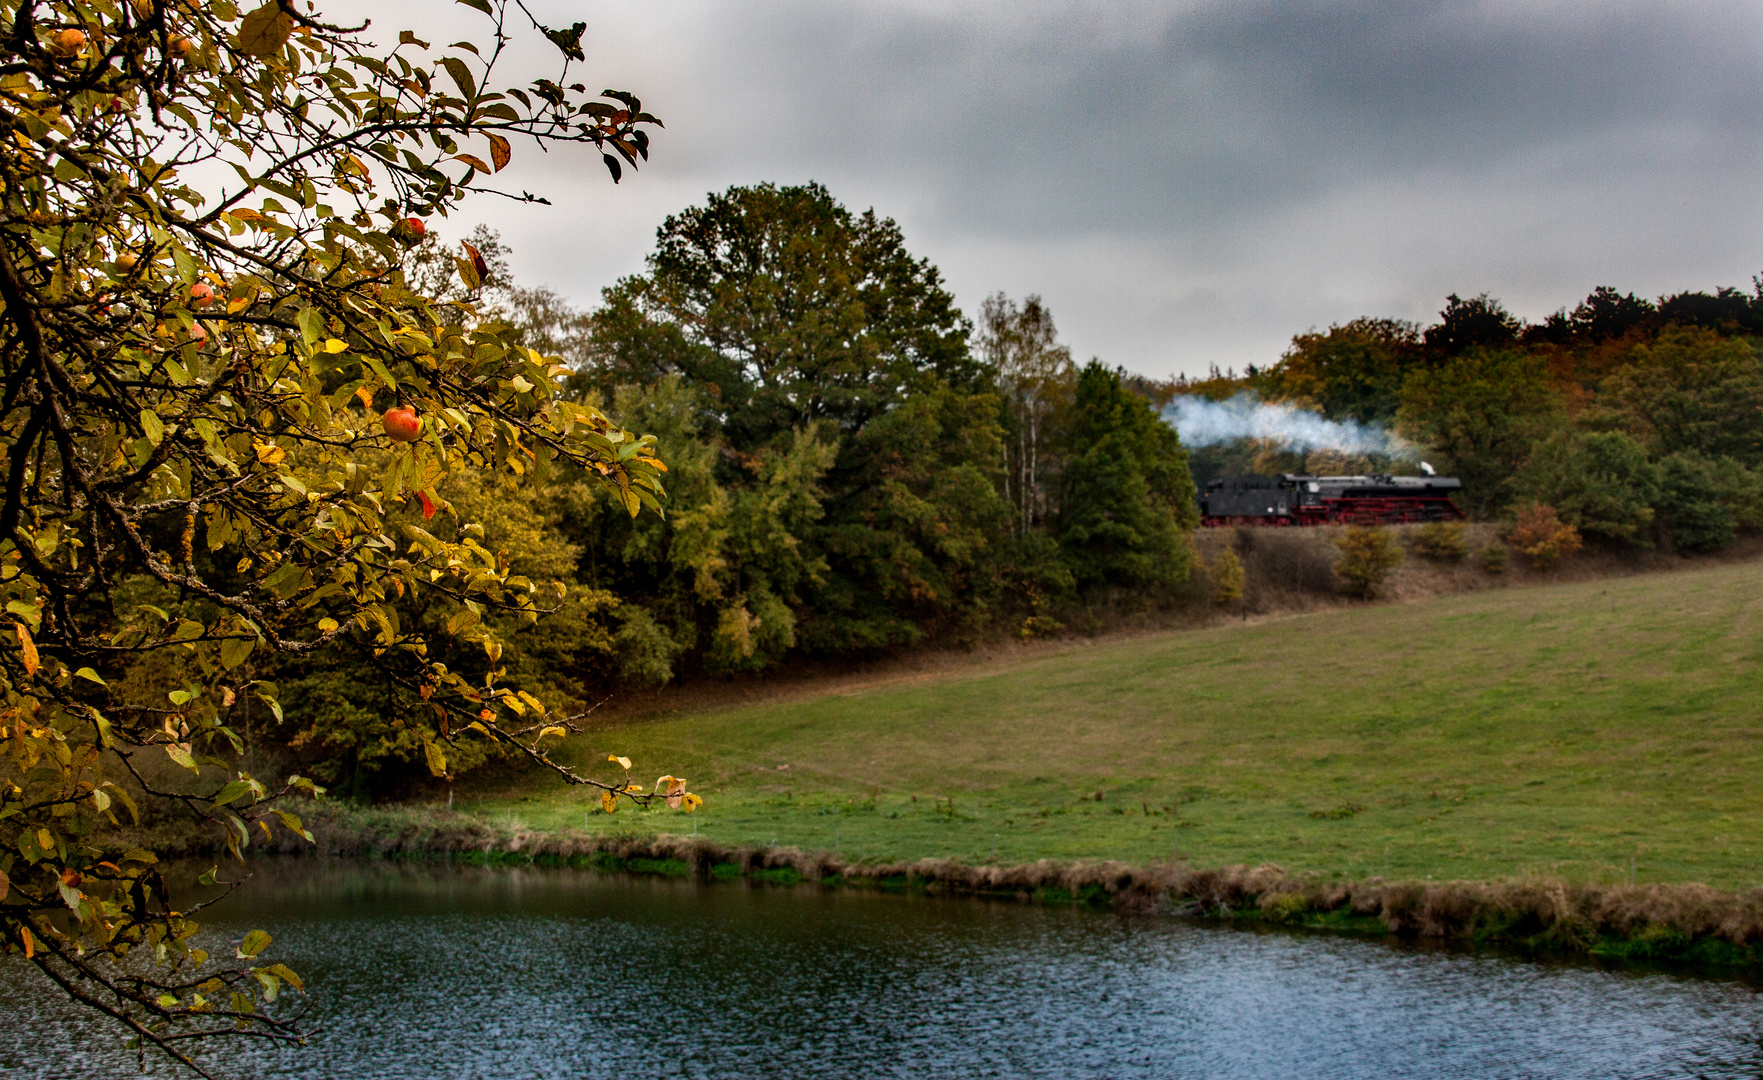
[73,666,106,686]
[295,307,323,348]
[140,409,164,446]
[441,57,477,101]
[238,929,272,958]
[220,635,255,669]
[270,808,315,842]
[455,0,493,12]
[165,744,199,772]
[360,353,396,390]
[212,780,254,806]
[260,962,304,992]
[252,970,282,1002]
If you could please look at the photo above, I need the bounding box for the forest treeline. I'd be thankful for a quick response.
[1171,286,1763,547]
[256,182,1763,795]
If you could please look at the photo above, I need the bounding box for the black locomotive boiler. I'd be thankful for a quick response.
[1199,473,1464,527]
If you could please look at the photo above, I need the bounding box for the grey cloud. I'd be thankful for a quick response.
[363,0,1763,375]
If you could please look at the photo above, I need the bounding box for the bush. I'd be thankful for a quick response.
[1506,502,1583,567]
[1513,430,1660,545]
[1209,547,1245,605]
[1477,545,1510,573]
[1655,452,1736,553]
[1652,451,1763,553]
[1412,521,1469,561]
[1334,527,1404,598]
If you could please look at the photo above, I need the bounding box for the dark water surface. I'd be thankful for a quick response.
[5,860,1763,1079]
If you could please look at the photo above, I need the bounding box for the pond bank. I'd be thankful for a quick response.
[149,801,1763,969]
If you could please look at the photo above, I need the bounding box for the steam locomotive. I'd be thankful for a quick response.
[1199,473,1464,527]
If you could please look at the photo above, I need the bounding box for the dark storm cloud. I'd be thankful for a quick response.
[364,0,1763,374]
[706,0,1763,232]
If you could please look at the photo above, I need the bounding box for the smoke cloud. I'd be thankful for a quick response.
[1162,394,1415,458]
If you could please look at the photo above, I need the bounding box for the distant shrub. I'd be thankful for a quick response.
[1514,430,1659,545]
[1655,452,1737,553]
[1477,544,1509,573]
[1506,502,1583,568]
[1412,521,1469,562]
[1334,526,1404,598]
[1209,547,1245,605]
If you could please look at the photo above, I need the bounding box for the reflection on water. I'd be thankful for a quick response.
[3,860,1763,1079]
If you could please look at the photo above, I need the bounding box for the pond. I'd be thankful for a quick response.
[4,860,1763,1078]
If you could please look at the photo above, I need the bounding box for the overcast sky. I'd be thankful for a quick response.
[362,0,1763,378]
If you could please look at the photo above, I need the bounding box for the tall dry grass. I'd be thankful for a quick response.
[184,802,1763,962]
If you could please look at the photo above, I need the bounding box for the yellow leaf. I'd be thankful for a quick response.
[253,441,285,465]
[13,621,37,676]
[538,726,567,739]
[487,133,511,172]
[607,754,631,770]
[323,338,347,354]
[681,793,703,812]
[601,789,618,814]
[238,2,294,57]
[421,736,447,778]
[317,617,338,632]
[635,456,668,473]
[226,296,251,314]
[453,153,491,173]
[20,925,33,959]
[37,827,54,850]
[354,385,375,408]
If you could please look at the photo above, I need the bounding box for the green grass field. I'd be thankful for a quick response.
[466,561,1763,888]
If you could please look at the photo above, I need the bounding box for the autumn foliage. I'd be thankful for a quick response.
[0,0,692,1067]
[1506,503,1584,568]
[1333,527,1405,598]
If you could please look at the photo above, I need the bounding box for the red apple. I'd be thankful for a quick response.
[188,281,216,308]
[186,322,207,344]
[382,406,422,443]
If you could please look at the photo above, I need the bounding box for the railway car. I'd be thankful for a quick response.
[1199,473,1464,527]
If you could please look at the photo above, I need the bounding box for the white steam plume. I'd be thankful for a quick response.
[1162,393,1416,458]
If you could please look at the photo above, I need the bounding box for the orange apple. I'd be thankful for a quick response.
[168,36,194,60]
[50,28,86,57]
[382,406,422,443]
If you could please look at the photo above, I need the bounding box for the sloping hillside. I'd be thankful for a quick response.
[477,560,1763,888]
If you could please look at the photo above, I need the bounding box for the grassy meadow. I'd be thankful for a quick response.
[465,561,1763,889]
